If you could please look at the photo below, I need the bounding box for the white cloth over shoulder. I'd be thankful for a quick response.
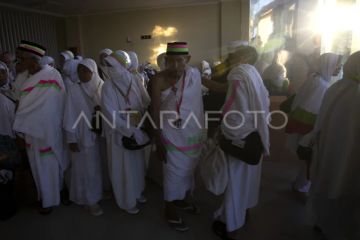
[160,66,205,201]
[13,65,67,169]
[221,64,270,155]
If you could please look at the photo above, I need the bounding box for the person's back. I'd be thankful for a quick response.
[285,52,310,93]
[309,51,360,240]
[213,46,270,240]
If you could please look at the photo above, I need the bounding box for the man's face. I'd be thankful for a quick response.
[165,55,190,78]
[0,68,8,87]
[16,51,34,72]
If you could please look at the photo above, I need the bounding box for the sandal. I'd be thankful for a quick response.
[212,221,236,240]
[167,217,190,232]
[175,202,200,215]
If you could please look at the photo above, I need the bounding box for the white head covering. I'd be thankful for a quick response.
[343,51,360,83]
[61,50,74,61]
[63,59,80,83]
[262,62,287,88]
[104,50,133,94]
[78,58,104,105]
[316,53,341,82]
[40,56,55,66]
[157,52,166,71]
[0,61,10,92]
[228,40,249,54]
[127,51,139,73]
[100,48,113,56]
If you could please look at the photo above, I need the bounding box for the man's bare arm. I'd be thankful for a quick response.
[202,77,228,93]
[150,73,167,162]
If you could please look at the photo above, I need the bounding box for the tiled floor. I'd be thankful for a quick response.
[1,97,326,240]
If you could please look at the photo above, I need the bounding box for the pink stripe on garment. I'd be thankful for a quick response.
[38,80,62,90]
[39,147,53,153]
[167,44,188,49]
[222,80,240,117]
[22,86,35,93]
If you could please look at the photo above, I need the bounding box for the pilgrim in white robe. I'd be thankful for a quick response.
[62,59,80,91]
[101,53,149,211]
[308,52,360,240]
[0,62,16,138]
[160,66,205,201]
[0,93,15,139]
[214,64,270,232]
[13,65,67,208]
[286,53,340,192]
[63,58,104,206]
[128,51,152,168]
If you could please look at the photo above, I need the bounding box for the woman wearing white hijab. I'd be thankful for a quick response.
[101,50,149,214]
[63,58,104,216]
[98,48,113,81]
[59,50,75,71]
[0,61,11,95]
[308,51,360,240]
[62,59,80,91]
[127,51,151,107]
[40,56,55,67]
[286,53,342,194]
[0,61,16,139]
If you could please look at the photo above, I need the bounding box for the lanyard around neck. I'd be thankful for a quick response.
[113,81,133,106]
[172,72,186,117]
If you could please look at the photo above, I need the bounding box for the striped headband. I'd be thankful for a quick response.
[18,40,46,57]
[166,42,189,55]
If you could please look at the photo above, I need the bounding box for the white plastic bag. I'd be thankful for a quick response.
[200,137,228,195]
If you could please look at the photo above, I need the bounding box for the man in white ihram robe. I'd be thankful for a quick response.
[215,61,270,238]
[13,41,67,213]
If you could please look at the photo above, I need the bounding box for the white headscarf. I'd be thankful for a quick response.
[127,51,139,73]
[316,53,341,82]
[63,59,80,83]
[228,40,249,54]
[0,61,10,92]
[78,58,104,106]
[100,48,113,56]
[292,53,341,114]
[40,56,55,67]
[104,50,132,94]
[127,51,151,107]
[343,51,360,83]
[61,50,74,61]
[157,52,166,71]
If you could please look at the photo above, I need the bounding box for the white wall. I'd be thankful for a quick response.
[66,0,249,66]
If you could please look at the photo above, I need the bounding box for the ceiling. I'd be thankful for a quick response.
[0,0,219,16]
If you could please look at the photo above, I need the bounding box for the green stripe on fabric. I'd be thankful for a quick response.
[167,48,189,52]
[289,107,317,126]
[40,151,55,158]
[37,83,61,91]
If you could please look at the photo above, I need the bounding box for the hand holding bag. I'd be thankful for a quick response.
[200,132,228,195]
